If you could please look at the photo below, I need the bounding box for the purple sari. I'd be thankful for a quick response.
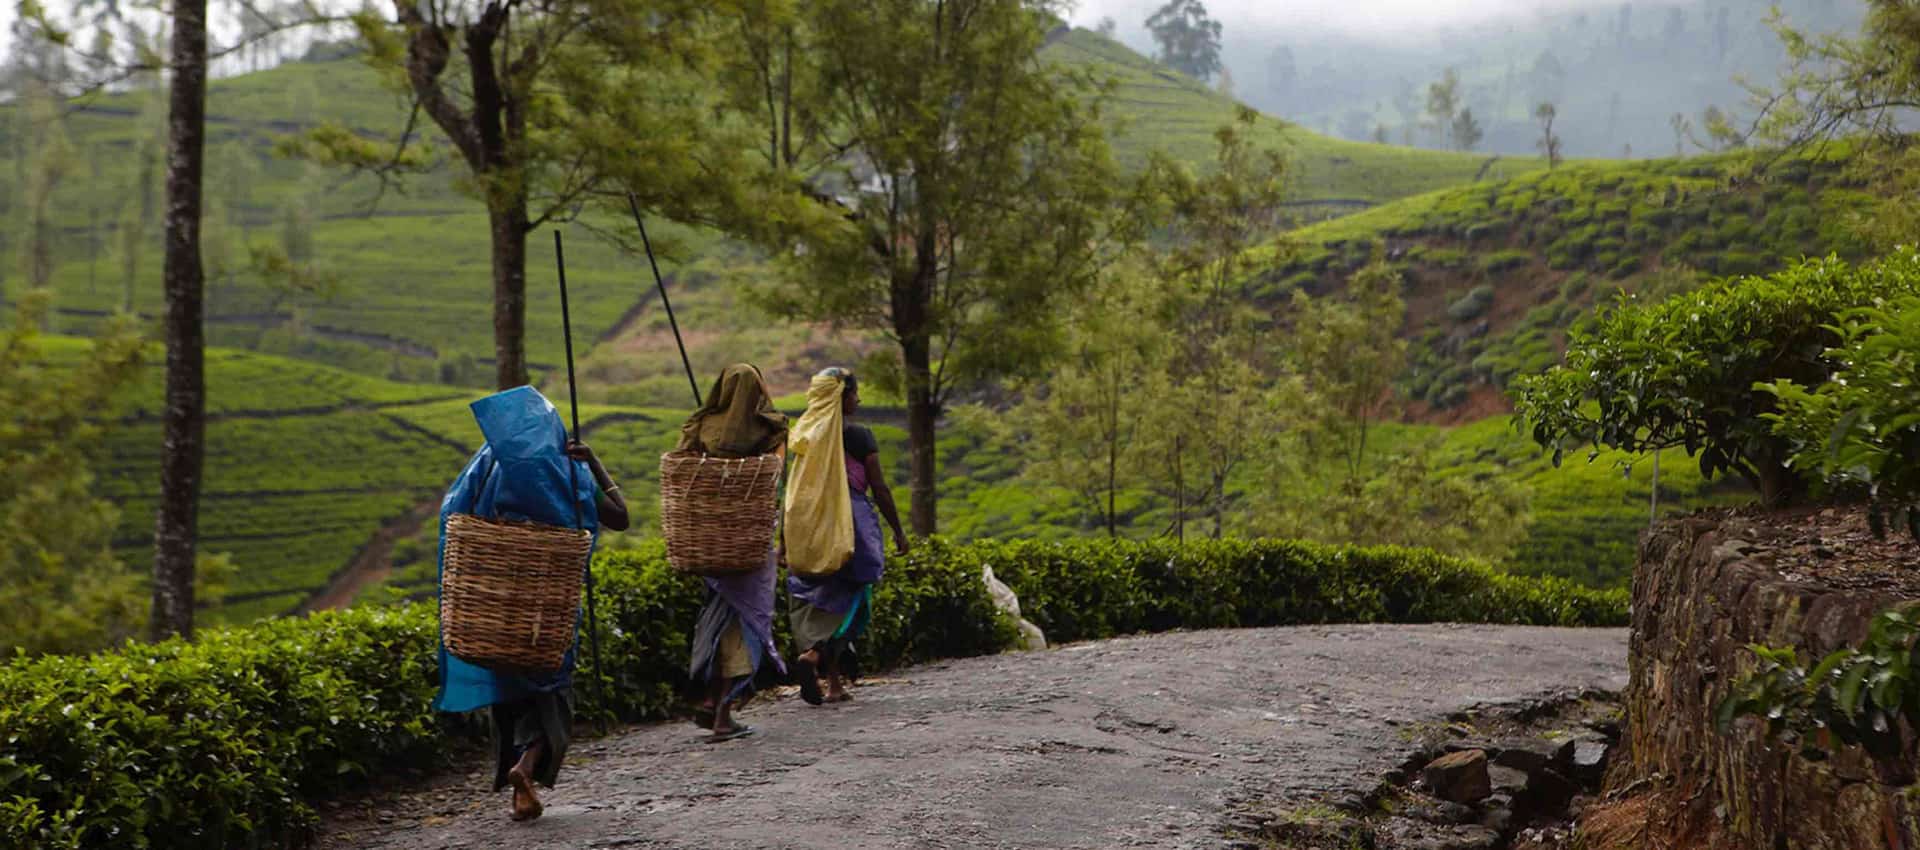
[690,547,786,699]
[787,451,885,615]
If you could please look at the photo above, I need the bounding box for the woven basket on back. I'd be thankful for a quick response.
[659,450,783,576]
[440,513,593,673]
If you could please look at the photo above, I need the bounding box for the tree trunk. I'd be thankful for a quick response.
[152,0,209,642]
[903,334,938,537]
[489,203,529,390]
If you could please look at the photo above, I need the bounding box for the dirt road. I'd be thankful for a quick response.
[325,624,1627,850]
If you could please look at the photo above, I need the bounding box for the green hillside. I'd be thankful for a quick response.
[69,342,468,621]
[1243,145,1876,419]
[17,28,1830,624]
[10,27,1521,396]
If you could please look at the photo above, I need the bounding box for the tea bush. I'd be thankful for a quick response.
[1764,297,1920,538]
[1,537,1624,847]
[1513,251,1920,505]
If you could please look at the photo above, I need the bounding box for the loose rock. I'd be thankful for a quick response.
[1423,750,1492,804]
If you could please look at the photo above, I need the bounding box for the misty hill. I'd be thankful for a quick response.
[1134,0,1867,159]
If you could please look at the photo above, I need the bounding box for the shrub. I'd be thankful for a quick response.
[1513,251,1920,505]
[1764,298,1920,538]
[982,538,1626,643]
[0,538,1624,848]
[1720,606,1920,762]
[1480,250,1531,274]
[1447,285,1497,322]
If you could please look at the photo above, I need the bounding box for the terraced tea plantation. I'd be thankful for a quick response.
[90,345,475,622]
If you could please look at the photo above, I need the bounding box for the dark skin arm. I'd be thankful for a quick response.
[861,452,909,555]
[566,440,631,532]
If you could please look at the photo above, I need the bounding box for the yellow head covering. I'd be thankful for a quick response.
[782,369,854,577]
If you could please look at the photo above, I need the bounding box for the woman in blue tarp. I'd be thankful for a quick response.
[433,386,629,823]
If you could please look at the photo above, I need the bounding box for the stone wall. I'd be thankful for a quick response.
[1619,514,1918,850]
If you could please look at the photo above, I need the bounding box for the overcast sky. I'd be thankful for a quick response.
[1068,0,1686,41]
[1,0,1708,74]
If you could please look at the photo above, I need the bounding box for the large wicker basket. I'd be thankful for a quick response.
[659,450,783,576]
[440,513,593,673]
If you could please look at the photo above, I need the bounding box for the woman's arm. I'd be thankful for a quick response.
[567,441,631,532]
[862,453,909,555]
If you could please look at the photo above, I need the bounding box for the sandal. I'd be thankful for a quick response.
[792,656,824,706]
[690,704,716,729]
[825,691,854,704]
[705,724,756,743]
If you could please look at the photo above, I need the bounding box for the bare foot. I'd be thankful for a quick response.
[508,766,543,822]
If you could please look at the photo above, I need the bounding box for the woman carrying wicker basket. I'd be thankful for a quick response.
[675,363,790,742]
[782,368,909,706]
[433,387,630,824]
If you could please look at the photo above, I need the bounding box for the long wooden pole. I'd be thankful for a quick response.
[626,193,702,407]
[554,229,608,729]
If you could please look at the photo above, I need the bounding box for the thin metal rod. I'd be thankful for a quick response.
[553,228,607,730]
[626,193,702,407]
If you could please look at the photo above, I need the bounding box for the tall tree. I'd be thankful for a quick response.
[18,81,77,301]
[723,0,1122,535]
[310,0,757,390]
[152,0,211,641]
[1669,111,1692,156]
[0,295,147,655]
[985,263,1164,537]
[1266,45,1295,106]
[1750,0,1920,246]
[1529,50,1566,108]
[1426,67,1462,149]
[1139,109,1291,537]
[1451,107,1484,152]
[1145,0,1223,82]
[1535,102,1563,168]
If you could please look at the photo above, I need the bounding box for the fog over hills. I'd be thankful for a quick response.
[1072,0,1866,158]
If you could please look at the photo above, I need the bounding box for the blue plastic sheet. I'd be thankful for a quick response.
[433,386,599,714]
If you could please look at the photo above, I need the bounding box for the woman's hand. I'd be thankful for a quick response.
[565,440,597,463]
[895,536,911,557]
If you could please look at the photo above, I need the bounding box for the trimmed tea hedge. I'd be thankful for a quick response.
[0,537,1623,848]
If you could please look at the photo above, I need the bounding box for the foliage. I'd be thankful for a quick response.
[1751,2,1920,250]
[737,0,1124,534]
[1127,109,1296,538]
[1719,606,1920,764]
[1145,0,1223,82]
[1252,261,1530,563]
[1534,102,1562,168]
[1764,297,1920,538]
[0,295,147,655]
[983,536,1626,644]
[971,261,1166,537]
[0,605,445,849]
[1512,252,1920,505]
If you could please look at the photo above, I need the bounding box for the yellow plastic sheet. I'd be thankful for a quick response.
[782,372,853,577]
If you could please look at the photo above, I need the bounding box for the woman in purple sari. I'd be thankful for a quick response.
[786,369,909,705]
[678,364,789,742]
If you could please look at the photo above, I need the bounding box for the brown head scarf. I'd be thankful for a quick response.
[676,363,788,458]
